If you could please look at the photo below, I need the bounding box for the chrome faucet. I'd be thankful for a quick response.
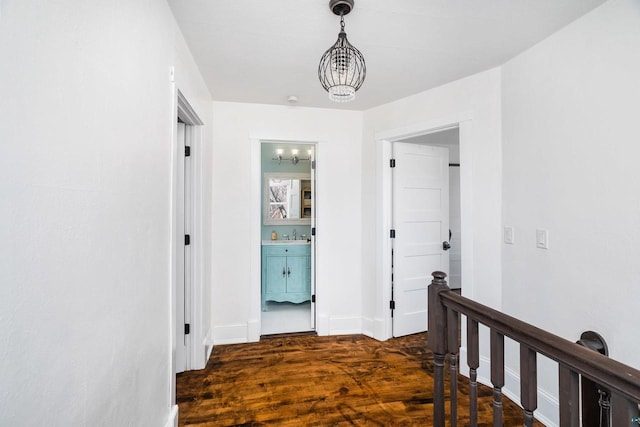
[292,229,297,240]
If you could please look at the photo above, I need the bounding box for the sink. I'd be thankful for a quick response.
[262,240,310,245]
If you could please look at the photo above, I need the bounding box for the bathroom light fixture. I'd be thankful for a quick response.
[272,148,311,165]
[318,0,366,103]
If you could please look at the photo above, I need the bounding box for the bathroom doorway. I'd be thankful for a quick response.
[397,127,461,290]
[259,141,316,335]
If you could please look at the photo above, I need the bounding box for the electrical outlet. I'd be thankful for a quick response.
[536,229,549,249]
[504,226,514,244]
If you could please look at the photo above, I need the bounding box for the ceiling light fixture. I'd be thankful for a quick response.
[318,0,366,103]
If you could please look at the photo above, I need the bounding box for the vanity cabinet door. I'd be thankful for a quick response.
[264,255,287,294]
[285,255,309,294]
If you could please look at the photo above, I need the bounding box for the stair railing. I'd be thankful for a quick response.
[428,271,640,427]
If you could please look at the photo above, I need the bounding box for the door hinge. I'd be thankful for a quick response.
[390,229,396,239]
[185,146,191,157]
[390,158,396,168]
[184,234,190,245]
[311,294,316,303]
[311,160,316,170]
[184,323,190,335]
[390,300,395,310]
[311,227,316,236]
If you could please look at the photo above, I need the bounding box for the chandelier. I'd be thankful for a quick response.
[318,0,366,103]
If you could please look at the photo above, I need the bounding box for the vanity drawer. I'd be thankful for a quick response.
[262,244,310,257]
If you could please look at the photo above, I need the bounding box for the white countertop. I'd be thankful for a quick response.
[262,240,311,245]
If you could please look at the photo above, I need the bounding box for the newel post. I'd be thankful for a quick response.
[428,271,449,426]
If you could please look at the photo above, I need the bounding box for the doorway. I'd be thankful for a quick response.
[376,118,472,340]
[259,141,317,335]
[173,90,204,374]
[396,127,462,290]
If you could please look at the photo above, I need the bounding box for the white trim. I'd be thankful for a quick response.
[213,323,249,345]
[250,138,262,342]
[533,388,559,427]
[169,84,178,408]
[374,111,473,142]
[250,135,321,340]
[169,88,206,419]
[361,316,375,338]
[328,316,363,336]
[203,328,214,363]
[502,366,559,427]
[177,90,204,126]
[375,113,475,341]
[459,348,559,427]
[177,91,207,370]
[164,405,179,427]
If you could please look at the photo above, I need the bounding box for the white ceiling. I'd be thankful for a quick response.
[167,0,607,111]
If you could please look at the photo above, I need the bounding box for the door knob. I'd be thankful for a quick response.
[443,241,451,251]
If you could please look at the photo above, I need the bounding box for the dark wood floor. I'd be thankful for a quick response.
[177,332,544,426]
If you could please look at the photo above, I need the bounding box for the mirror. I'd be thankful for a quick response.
[263,172,311,225]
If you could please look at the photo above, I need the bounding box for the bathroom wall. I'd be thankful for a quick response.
[260,143,313,241]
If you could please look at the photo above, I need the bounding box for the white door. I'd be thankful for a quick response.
[309,148,316,329]
[392,142,449,337]
[175,122,191,373]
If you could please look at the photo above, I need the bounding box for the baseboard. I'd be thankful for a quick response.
[212,323,248,345]
[328,315,362,335]
[247,319,260,342]
[503,366,559,426]
[361,316,375,338]
[165,405,178,427]
[317,313,329,336]
[534,387,559,427]
[460,348,558,427]
[203,328,214,364]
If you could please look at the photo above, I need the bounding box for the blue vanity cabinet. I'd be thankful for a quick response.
[262,244,311,311]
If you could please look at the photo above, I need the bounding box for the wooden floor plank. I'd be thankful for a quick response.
[177,333,544,426]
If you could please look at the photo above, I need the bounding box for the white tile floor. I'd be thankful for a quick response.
[261,301,314,335]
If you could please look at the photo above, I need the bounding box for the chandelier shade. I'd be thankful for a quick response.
[318,0,366,103]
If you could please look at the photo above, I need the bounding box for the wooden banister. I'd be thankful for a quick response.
[428,271,640,426]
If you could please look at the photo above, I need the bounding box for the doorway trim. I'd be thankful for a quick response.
[374,112,475,341]
[249,136,322,342]
[170,88,205,399]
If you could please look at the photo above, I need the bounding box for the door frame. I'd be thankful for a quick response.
[170,89,205,402]
[249,136,321,341]
[375,113,475,341]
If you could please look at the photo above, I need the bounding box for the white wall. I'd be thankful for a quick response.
[361,68,503,339]
[210,102,363,343]
[501,0,640,424]
[0,1,212,426]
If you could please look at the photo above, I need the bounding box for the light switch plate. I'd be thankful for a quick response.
[504,226,514,244]
[536,229,549,249]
